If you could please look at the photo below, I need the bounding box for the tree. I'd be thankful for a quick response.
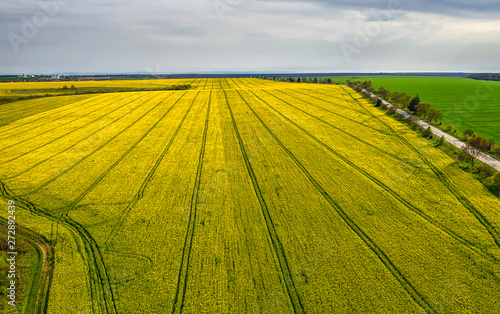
[457,150,474,166]
[375,87,390,98]
[463,136,489,167]
[444,124,455,133]
[422,126,432,138]
[401,94,412,108]
[297,77,301,83]
[492,145,500,155]
[479,164,494,178]
[438,135,446,146]
[326,78,332,84]
[363,80,374,92]
[312,77,318,83]
[390,92,411,108]
[415,102,431,118]
[408,94,420,112]
[427,108,443,124]
[491,172,500,191]
[463,129,475,137]
[375,99,382,107]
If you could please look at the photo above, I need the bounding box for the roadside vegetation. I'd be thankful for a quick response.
[327,75,500,143]
[352,87,500,196]
[350,79,500,156]
[258,75,500,161]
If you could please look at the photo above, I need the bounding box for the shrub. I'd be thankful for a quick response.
[457,150,473,165]
[493,173,500,191]
[479,164,495,178]
[463,129,475,137]
[491,145,500,155]
[438,135,446,146]
[422,126,432,138]
[444,124,455,133]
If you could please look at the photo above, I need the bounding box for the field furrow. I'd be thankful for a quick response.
[341,86,500,249]
[17,92,189,203]
[0,93,121,140]
[223,90,305,314]
[234,89,437,312]
[0,93,158,165]
[181,90,293,313]
[171,91,211,314]
[225,89,431,313]
[249,89,500,253]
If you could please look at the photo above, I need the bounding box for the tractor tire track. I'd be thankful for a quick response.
[171,91,211,314]
[342,86,500,249]
[61,92,196,213]
[223,90,305,314]
[61,213,118,314]
[0,181,116,313]
[5,93,172,180]
[291,87,372,117]
[259,89,410,167]
[0,93,119,140]
[0,95,110,135]
[298,86,365,106]
[2,93,156,163]
[103,91,202,246]
[246,89,496,262]
[0,95,86,119]
[228,78,243,89]
[275,88,388,134]
[233,78,249,89]
[23,91,188,197]
[0,93,140,152]
[235,90,437,314]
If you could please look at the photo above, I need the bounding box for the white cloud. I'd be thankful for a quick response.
[1,0,500,73]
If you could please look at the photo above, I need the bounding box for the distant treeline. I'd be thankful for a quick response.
[466,73,500,81]
[58,84,192,94]
[10,84,192,95]
[254,75,338,84]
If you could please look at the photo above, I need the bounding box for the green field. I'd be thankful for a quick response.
[330,76,500,143]
[1,78,500,313]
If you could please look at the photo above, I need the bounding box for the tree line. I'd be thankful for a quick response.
[252,76,338,84]
[346,80,500,192]
[466,73,500,81]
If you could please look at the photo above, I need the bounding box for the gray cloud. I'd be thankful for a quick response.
[1,0,499,74]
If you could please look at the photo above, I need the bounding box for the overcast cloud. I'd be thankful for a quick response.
[1,0,499,74]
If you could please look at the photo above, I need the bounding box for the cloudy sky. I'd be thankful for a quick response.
[1,0,500,74]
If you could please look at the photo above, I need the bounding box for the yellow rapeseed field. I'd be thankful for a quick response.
[1,78,500,313]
